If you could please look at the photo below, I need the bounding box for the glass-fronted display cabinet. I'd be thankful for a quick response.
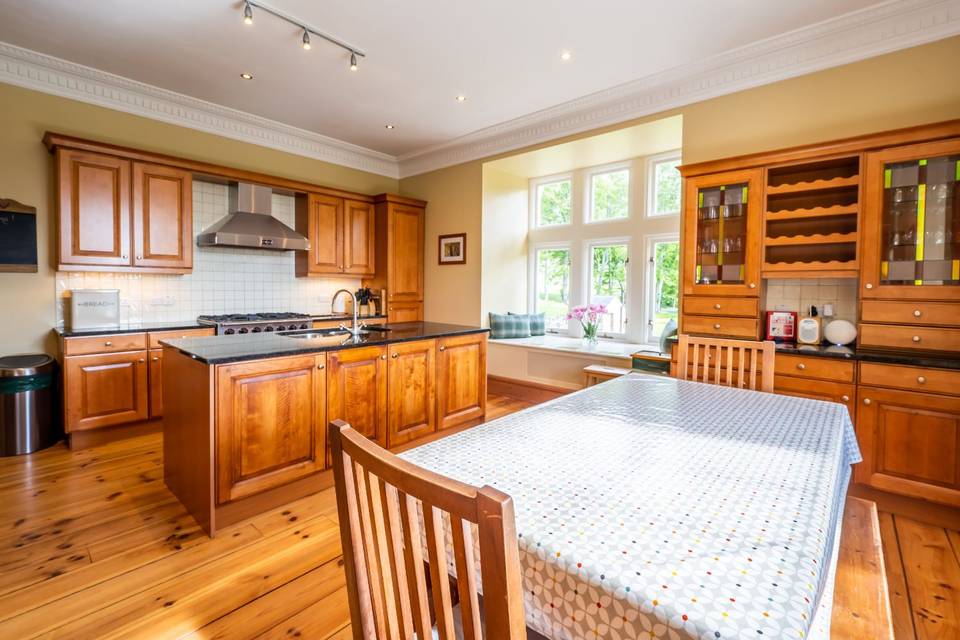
[682,169,762,297]
[862,139,960,301]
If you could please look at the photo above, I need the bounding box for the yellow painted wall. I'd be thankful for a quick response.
[0,82,398,355]
[400,36,960,326]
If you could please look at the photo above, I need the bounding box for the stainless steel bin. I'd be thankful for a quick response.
[0,354,59,456]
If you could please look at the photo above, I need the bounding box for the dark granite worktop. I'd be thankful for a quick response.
[54,314,387,338]
[664,334,960,370]
[162,322,489,365]
[773,342,960,370]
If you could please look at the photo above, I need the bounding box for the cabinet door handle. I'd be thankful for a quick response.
[796,363,806,370]
[104,341,113,346]
[863,398,872,405]
[713,303,721,310]
[713,323,721,330]
[748,283,756,289]
[138,358,145,363]
[865,283,873,290]
[439,346,445,352]
[841,395,849,402]
[912,335,921,343]
[136,255,143,261]
[317,363,325,370]
[152,356,159,362]
[391,353,399,359]
[917,376,926,384]
[380,354,387,360]
[913,309,922,317]
[121,254,128,260]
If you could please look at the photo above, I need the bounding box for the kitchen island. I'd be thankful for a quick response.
[161,322,488,535]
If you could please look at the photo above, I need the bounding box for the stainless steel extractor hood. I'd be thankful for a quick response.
[196,183,310,251]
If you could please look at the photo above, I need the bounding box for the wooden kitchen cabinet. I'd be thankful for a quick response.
[216,354,327,504]
[856,385,960,507]
[344,199,375,275]
[327,346,388,450]
[860,138,960,302]
[63,350,149,432]
[296,194,376,277]
[55,149,193,272]
[366,195,426,322]
[437,333,487,430]
[56,149,132,269]
[681,168,763,298]
[297,193,343,276]
[132,162,193,269]
[386,339,436,447]
[774,375,856,419]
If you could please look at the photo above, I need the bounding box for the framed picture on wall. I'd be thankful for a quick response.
[438,233,466,265]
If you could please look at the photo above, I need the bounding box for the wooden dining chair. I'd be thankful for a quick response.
[329,420,528,640]
[676,334,775,392]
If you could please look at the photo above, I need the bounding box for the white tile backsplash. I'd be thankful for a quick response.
[55,181,361,326]
[763,278,858,323]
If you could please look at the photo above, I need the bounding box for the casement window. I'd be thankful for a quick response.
[648,153,682,217]
[533,176,572,227]
[532,245,572,331]
[588,167,629,223]
[588,241,629,336]
[527,153,680,344]
[644,235,680,343]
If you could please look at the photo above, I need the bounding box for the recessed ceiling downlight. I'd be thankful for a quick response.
[455,95,466,103]
[385,124,395,130]
[560,50,572,61]
[240,73,253,80]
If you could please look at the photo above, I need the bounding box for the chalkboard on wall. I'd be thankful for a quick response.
[0,198,38,273]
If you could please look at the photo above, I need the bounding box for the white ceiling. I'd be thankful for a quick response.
[0,0,887,160]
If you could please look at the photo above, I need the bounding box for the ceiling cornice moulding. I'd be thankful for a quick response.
[397,0,960,177]
[0,41,401,179]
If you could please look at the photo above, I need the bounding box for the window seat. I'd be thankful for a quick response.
[488,335,665,390]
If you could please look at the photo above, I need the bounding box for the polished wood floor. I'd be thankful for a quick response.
[0,392,954,639]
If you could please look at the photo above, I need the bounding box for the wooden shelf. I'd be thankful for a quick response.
[762,261,859,278]
[765,205,858,222]
[765,232,858,246]
[766,175,859,195]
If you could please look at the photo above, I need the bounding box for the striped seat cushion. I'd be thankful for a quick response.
[489,312,531,339]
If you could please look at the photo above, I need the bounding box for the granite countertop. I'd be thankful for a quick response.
[162,322,489,365]
[773,341,960,371]
[54,314,387,338]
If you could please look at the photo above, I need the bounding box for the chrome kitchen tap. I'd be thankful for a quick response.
[332,289,365,338]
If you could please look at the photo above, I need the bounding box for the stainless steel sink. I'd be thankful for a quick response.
[281,326,390,339]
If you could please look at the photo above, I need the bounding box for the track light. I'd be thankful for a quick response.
[237,2,366,69]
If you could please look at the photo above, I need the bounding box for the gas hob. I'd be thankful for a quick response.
[197,312,312,335]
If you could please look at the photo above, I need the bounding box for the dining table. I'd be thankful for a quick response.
[400,373,861,640]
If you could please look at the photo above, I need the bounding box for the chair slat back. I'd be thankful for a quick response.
[330,421,527,640]
[676,334,775,392]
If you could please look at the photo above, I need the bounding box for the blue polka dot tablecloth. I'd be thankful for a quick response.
[400,373,861,640]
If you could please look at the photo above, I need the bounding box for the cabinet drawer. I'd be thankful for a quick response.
[63,333,147,356]
[774,353,855,383]
[148,328,215,348]
[683,296,758,317]
[859,324,960,353]
[859,362,960,396]
[861,301,960,327]
[774,375,855,417]
[681,315,758,339]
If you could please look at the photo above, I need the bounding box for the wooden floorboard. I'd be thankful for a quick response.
[0,392,955,638]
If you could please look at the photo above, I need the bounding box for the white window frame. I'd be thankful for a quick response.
[643,232,681,344]
[530,173,574,229]
[585,237,630,338]
[529,241,573,334]
[646,151,682,218]
[585,161,632,225]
